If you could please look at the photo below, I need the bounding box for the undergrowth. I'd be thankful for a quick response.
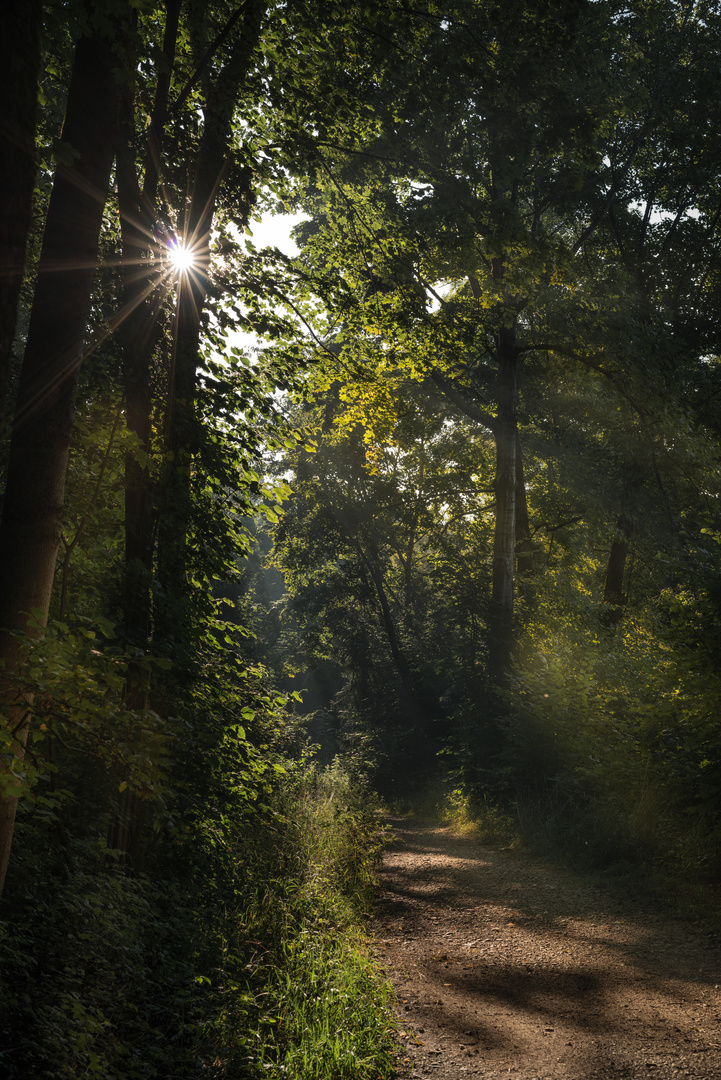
[201,761,397,1079]
[0,761,397,1079]
[437,782,721,928]
[511,785,721,926]
[439,787,521,847]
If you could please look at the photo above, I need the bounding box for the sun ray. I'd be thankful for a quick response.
[168,243,195,273]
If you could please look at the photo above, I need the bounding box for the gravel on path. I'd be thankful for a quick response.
[371,818,721,1080]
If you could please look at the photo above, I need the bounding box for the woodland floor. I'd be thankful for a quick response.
[371,818,721,1080]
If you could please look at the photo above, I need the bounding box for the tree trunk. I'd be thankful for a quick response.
[117,138,159,659]
[488,326,518,681]
[357,541,415,705]
[0,0,42,419]
[118,0,182,661]
[154,249,207,652]
[110,2,183,865]
[156,1,263,647]
[602,506,635,627]
[515,434,534,576]
[0,26,121,897]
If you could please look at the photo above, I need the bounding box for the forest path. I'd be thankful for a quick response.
[371,818,721,1080]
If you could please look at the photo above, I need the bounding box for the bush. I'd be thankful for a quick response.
[198,761,396,1079]
[0,761,396,1080]
[441,787,520,848]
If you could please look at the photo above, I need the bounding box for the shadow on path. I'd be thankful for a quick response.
[373,817,721,1080]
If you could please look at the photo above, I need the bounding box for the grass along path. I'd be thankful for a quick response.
[372,817,721,1080]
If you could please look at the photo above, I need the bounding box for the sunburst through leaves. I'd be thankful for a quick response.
[168,242,195,273]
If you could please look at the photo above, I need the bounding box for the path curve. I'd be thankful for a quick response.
[371,818,721,1080]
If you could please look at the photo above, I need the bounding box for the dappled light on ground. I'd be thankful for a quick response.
[373,820,721,1080]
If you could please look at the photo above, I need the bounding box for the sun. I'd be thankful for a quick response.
[168,243,195,272]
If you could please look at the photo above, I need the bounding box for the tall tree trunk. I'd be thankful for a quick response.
[488,325,519,681]
[113,2,262,857]
[111,139,160,861]
[117,138,159,661]
[0,0,42,419]
[118,0,181,662]
[602,498,636,627]
[110,2,184,864]
[356,540,415,705]
[0,25,121,897]
[515,434,534,576]
[156,0,263,647]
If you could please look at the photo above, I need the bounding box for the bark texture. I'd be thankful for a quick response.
[602,503,636,627]
[515,435,534,576]
[0,0,42,419]
[118,0,182,656]
[0,26,121,897]
[156,0,263,644]
[488,326,518,681]
[601,477,641,629]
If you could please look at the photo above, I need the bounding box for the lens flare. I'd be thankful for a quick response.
[168,243,195,272]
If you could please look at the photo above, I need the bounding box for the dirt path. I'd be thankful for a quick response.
[371,818,721,1080]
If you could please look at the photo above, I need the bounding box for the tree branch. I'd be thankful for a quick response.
[429,370,497,432]
[171,0,254,117]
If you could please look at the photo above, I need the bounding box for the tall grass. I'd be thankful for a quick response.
[440,787,521,847]
[195,761,398,1079]
[0,761,397,1079]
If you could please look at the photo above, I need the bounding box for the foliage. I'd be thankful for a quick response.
[267,392,493,793]
[6,2,721,1077]
[504,576,721,880]
[0,844,198,1080]
[197,762,396,1079]
[244,1,721,893]
[0,617,170,805]
[441,788,520,848]
[0,761,395,1080]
